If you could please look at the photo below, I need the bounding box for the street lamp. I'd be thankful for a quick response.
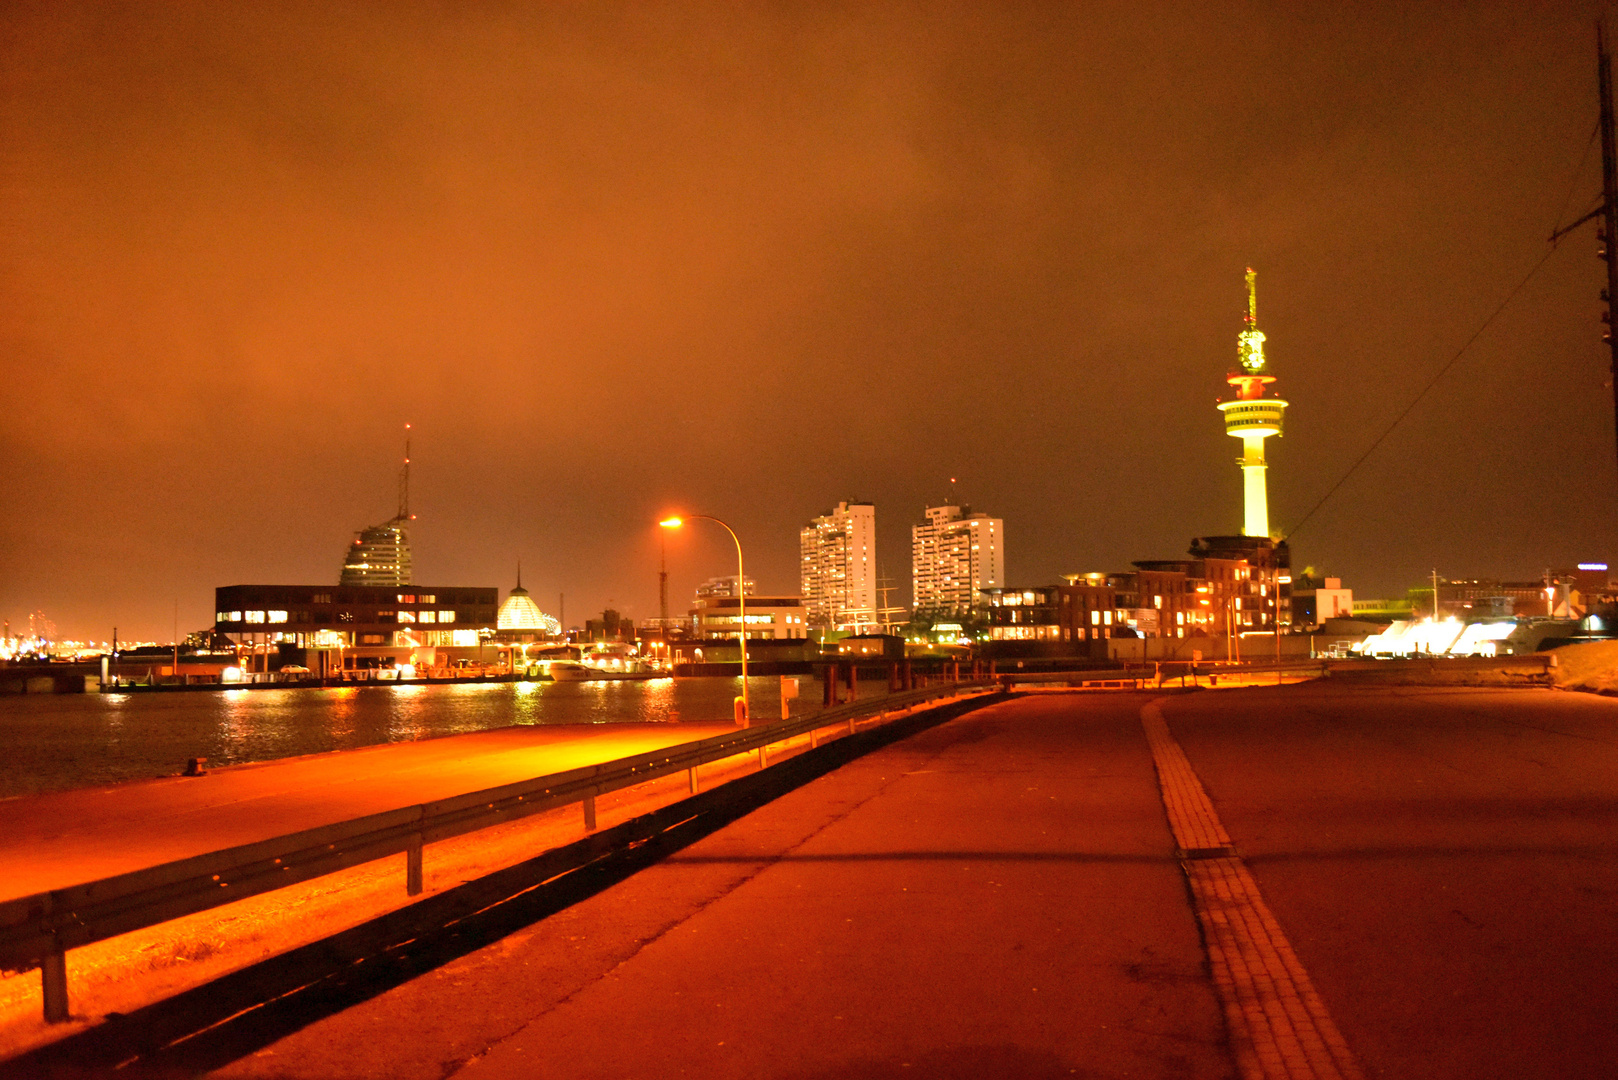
[661,514,749,725]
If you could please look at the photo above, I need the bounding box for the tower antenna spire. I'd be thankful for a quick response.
[659,536,669,626]
[397,424,412,524]
[1218,268,1287,537]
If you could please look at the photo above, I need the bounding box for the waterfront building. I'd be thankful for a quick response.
[215,584,497,674]
[1291,576,1354,628]
[911,504,1004,615]
[340,520,411,587]
[800,501,877,631]
[496,572,560,638]
[340,435,416,586]
[584,609,635,643]
[1217,268,1288,539]
[691,594,808,640]
[1188,535,1291,632]
[695,575,756,599]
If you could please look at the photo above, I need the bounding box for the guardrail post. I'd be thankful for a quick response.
[42,943,68,1023]
[406,835,423,896]
[688,767,699,793]
[758,746,768,769]
[847,715,856,735]
[583,795,597,831]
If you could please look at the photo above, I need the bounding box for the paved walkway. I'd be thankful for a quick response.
[214,692,1233,1079]
[0,722,735,899]
[13,684,1618,1078]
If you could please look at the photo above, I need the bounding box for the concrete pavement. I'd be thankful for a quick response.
[9,683,1618,1078]
[211,692,1231,1080]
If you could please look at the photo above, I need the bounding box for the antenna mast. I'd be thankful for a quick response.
[659,537,670,626]
[397,424,412,524]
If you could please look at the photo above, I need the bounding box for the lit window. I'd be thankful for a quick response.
[245,611,266,623]
[1090,610,1100,625]
[267,611,288,624]
[420,594,435,604]
[397,611,417,623]
[439,611,456,622]
[397,594,416,604]
[215,611,227,622]
[419,611,436,624]
[1103,610,1113,625]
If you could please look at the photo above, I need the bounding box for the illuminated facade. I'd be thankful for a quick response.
[1217,268,1288,538]
[497,576,560,637]
[340,431,416,587]
[214,585,498,675]
[800,501,877,631]
[339,520,411,587]
[691,594,808,640]
[911,504,1004,615]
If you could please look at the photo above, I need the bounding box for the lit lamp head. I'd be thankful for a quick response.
[659,517,683,529]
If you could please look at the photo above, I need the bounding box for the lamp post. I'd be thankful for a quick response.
[661,514,749,725]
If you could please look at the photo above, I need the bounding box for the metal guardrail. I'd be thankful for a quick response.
[0,679,993,1023]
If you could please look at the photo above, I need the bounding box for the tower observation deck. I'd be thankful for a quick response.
[1215,268,1287,538]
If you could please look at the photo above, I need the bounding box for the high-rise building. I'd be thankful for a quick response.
[340,429,415,587]
[340,520,411,587]
[695,575,756,599]
[1217,267,1288,538]
[800,501,877,631]
[911,504,1004,615]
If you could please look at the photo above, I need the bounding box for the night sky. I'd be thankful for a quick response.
[4,2,1616,642]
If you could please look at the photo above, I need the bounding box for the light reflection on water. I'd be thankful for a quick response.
[0,676,853,799]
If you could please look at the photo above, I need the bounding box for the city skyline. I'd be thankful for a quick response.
[4,4,1618,641]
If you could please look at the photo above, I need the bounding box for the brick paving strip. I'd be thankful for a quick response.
[1140,700,1364,1080]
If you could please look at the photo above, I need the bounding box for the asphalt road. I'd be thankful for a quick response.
[15,683,1618,1078]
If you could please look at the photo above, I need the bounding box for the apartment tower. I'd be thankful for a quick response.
[799,501,877,631]
[911,504,1004,615]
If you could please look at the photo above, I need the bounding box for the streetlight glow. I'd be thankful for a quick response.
[657,512,749,725]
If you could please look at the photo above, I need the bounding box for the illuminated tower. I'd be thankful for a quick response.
[340,427,415,587]
[1216,269,1288,538]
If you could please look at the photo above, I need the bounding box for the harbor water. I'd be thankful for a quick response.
[0,676,860,800]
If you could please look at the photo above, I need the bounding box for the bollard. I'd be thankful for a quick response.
[823,665,836,706]
[583,795,597,831]
[780,674,798,720]
[406,836,423,896]
[184,757,208,777]
[734,695,749,727]
[42,946,68,1024]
